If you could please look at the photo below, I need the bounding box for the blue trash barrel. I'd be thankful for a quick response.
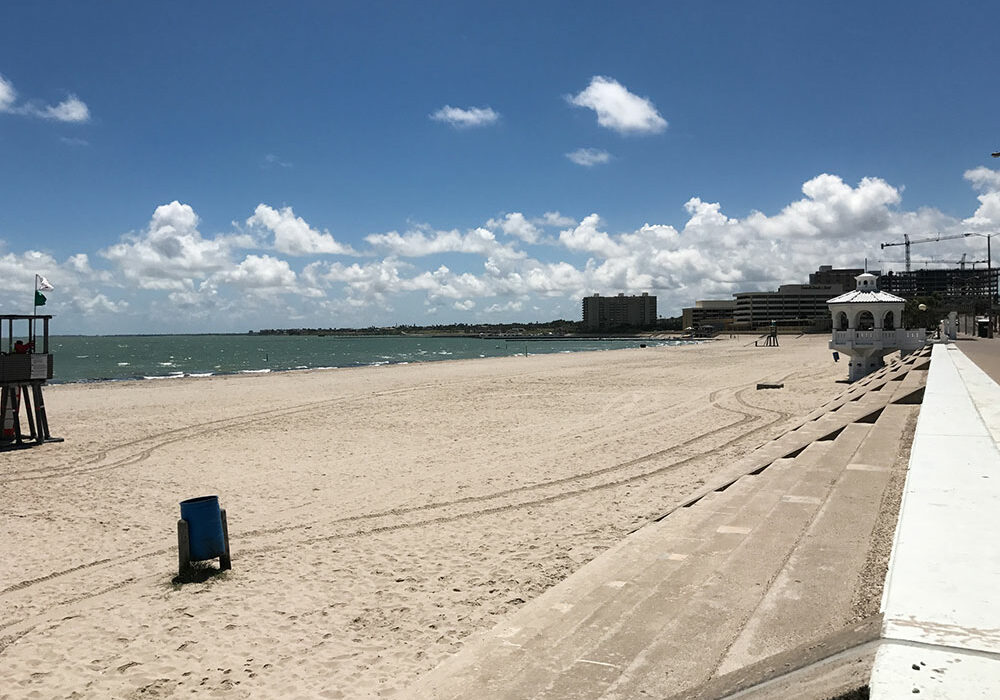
[180,495,226,561]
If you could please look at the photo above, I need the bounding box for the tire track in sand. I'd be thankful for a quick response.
[1,371,801,605]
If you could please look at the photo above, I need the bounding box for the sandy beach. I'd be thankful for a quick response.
[1,336,846,698]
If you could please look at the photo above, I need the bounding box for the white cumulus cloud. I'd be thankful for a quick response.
[558,214,627,258]
[0,74,17,111]
[70,293,128,315]
[568,76,667,135]
[102,201,246,290]
[430,105,500,128]
[963,167,1000,229]
[366,226,525,261]
[0,74,91,123]
[965,166,1000,192]
[216,254,297,289]
[246,204,356,256]
[39,95,90,123]
[566,147,611,167]
[486,212,541,243]
[540,211,576,228]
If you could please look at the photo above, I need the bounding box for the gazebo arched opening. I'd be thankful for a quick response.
[857,310,875,331]
[837,311,849,331]
[883,310,895,330]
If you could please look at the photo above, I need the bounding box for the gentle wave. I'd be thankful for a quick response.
[47,335,699,384]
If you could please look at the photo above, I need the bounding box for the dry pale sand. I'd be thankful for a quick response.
[1,336,846,699]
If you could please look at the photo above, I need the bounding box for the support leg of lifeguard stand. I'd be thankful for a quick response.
[21,385,37,442]
[177,518,190,576]
[12,386,23,446]
[219,509,232,571]
[0,386,8,444]
[32,384,51,440]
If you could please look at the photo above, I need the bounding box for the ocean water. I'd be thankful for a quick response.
[46,335,694,384]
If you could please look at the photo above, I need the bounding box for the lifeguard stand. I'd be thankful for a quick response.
[1,314,59,448]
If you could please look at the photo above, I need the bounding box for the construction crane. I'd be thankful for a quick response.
[878,254,987,270]
[880,233,974,272]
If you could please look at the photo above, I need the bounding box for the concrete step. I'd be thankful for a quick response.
[669,616,882,700]
[408,439,853,700]
[815,357,918,416]
[466,427,872,700]
[795,386,897,434]
[765,404,872,455]
[716,405,918,673]
[885,367,927,404]
[412,468,796,699]
[576,423,874,700]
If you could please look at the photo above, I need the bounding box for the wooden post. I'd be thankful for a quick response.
[21,384,37,442]
[12,386,23,446]
[177,518,190,576]
[0,385,8,443]
[32,383,50,440]
[219,509,232,571]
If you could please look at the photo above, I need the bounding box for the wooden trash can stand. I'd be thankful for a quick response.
[177,495,232,575]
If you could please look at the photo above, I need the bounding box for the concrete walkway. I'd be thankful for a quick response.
[947,334,1000,383]
[870,342,1000,698]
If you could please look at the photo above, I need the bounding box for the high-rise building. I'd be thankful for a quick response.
[582,293,657,331]
[878,268,997,303]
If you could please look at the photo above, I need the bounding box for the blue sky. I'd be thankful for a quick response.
[2,1,999,333]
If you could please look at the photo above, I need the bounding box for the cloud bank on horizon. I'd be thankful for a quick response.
[2,167,998,334]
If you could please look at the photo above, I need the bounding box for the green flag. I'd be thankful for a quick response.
[34,291,46,306]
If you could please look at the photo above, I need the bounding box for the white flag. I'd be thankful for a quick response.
[36,274,54,291]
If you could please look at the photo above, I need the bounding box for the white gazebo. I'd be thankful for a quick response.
[828,273,927,382]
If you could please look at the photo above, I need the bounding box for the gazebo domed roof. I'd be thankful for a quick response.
[827,272,905,304]
[827,288,906,304]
